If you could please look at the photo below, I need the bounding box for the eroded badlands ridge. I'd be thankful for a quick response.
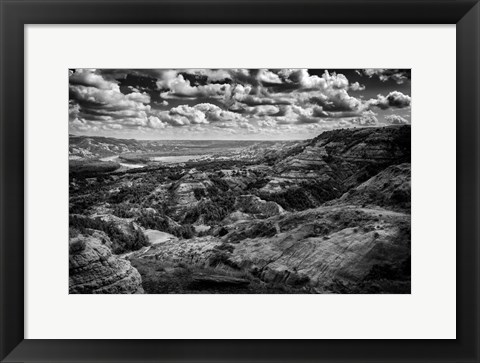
[69,235,144,294]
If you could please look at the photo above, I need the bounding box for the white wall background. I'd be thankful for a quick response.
[25,25,456,339]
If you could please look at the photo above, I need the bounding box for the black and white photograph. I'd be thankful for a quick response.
[69,68,411,294]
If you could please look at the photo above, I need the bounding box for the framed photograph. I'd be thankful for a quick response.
[1,0,479,362]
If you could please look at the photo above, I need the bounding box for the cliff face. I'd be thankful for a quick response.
[338,163,411,211]
[260,126,411,207]
[167,172,212,218]
[69,235,144,294]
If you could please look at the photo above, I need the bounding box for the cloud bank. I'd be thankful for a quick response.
[69,68,411,139]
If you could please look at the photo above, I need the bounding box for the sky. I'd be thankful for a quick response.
[69,68,411,140]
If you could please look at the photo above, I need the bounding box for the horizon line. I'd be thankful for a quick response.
[69,125,409,142]
[68,134,307,142]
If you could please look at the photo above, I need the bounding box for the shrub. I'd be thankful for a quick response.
[136,212,171,231]
[112,204,136,218]
[69,160,120,177]
[391,189,410,206]
[246,178,270,190]
[193,188,206,200]
[208,176,230,192]
[183,195,236,224]
[178,225,195,239]
[208,250,238,269]
[69,215,149,254]
[69,239,86,254]
[364,257,410,283]
[217,227,229,237]
[258,181,341,211]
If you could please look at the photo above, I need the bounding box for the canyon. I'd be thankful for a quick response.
[69,125,411,294]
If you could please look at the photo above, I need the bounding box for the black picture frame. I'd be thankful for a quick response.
[1,0,479,362]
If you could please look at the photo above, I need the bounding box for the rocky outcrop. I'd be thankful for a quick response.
[234,195,285,218]
[126,236,221,263]
[222,211,253,224]
[127,204,410,293]
[85,229,114,249]
[338,163,411,211]
[229,205,411,293]
[260,126,411,207]
[69,235,144,294]
[167,171,213,218]
[90,214,149,253]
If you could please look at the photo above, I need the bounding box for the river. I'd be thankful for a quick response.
[99,155,146,169]
[149,155,209,163]
[100,154,210,167]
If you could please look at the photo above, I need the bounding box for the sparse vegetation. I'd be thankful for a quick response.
[69,215,149,254]
[135,212,195,239]
[70,126,411,294]
[130,258,311,294]
[69,160,120,177]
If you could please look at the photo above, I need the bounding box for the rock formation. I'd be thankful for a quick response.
[229,204,410,293]
[70,125,412,294]
[234,195,285,218]
[69,235,144,294]
[260,125,411,206]
[126,202,410,293]
[338,163,411,211]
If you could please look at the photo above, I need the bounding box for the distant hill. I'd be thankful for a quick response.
[69,135,278,159]
[69,135,151,158]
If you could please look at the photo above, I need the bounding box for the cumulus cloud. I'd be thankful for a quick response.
[356,69,410,84]
[69,69,118,90]
[258,119,277,128]
[275,69,350,91]
[159,105,207,126]
[349,113,379,126]
[155,103,246,127]
[350,82,366,91]
[181,69,231,82]
[69,68,411,138]
[235,93,291,107]
[309,91,363,114]
[225,83,292,107]
[384,114,410,125]
[159,74,231,99]
[214,121,237,129]
[147,116,167,129]
[247,105,280,117]
[269,71,367,118]
[224,70,361,117]
[154,69,366,119]
[227,69,280,88]
[369,91,411,109]
[69,69,153,132]
[194,103,245,122]
[265,104,328,125]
